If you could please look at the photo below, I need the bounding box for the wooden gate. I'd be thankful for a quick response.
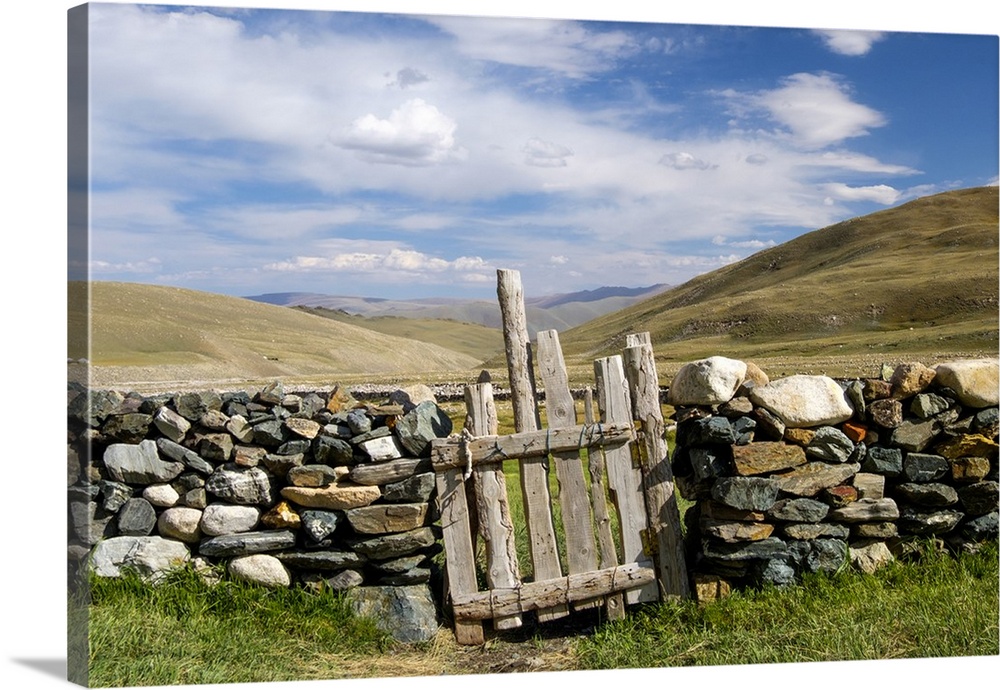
[432,269,689,645]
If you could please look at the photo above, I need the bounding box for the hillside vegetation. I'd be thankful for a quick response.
[559,186,999,376]
[69,282,481,390]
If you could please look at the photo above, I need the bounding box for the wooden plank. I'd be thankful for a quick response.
[594,355,659,604]
[496,268,566,621]
[466,382,522,630]
[536,330,600,610]
[435,467,484,645]
[624,339,691,601]
[451,563,656,621]
[430,423,633,471]
[586,428,625,620]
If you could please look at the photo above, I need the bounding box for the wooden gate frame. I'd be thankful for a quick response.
[432,269,689,645]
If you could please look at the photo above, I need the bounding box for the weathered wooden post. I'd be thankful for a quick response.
[465,382,522,630]
[623,333,691,600]
[496,268,566,621]
[594,355,660,604]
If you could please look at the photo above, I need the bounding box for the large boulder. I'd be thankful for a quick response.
[347,585,439,643]
[90,536,190,581]
[103,440,184,485]
[668,357,747,406]
[934,359,999,408]
[749,375,854,428]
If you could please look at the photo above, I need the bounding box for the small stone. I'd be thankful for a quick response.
[228,554,291,588]
[90,536,190,582]
[934,359,1000,408]
[198,409,230,431]
[313,435,355,465]
[153,406,191,443]
[828,498,899,523]
[701,536,788,562]
[751,407,786,441]
[898,507,964,535]
[961,512,999,541]
[143,483,180,507]
[260,501,302,529]
[868,399,904,429]
[852,522,898,539]
[287,464,347,488]
[821,484,859,508]
[934,434,999,460]
[157,507,204,543]
[863,378,893,401]
[862,446,903,476]
[850,540,894,575]
[710,476,780,511]
[302,569,365,593]
[750,558,798,588]
[205,466,274,506]
[286,417,322,440]
[902,453,949,483]
[182,488,208,509]
[690,447,730,482]
[115,498,157,536]
[102,413,153,444]
[766,497,829,523]
[233,445,267,468]
[700,501,766,522]
[957,481,999,516]
[198,433,234,463]
[692,573,733,604]
[950,457,992,484]
[155,438,215,475]
[326,385,358,414]
[807,427,855,463]
[894,482,959,507]
[274,550,366,571]
[749,375,854,428]
[257,381,285,405]
[348,526,437,560]
[347,503,431,535]
[200,504,260,536]
[841,422,867,444]
[910,393,952,419]
[253,419,290,448]
[99,480,133,512]
[852,473,885,499]
[104,440,184,485]
[346,585,439,643]
[718,397,753,418]
[974,408,999,438]
[681,416,736,447]
[225,415,255,443]
[783,428,815,446]
[772,462,861,498]
[394,402,454,457]
[782,523,850,540]
[383,472,437,503]
[173,391,222,422]
[358,435,407,462]
[299,509,341,542]
[889,362,937,400]
[846,380,866,419]
[389,384,438,412]
[797,538,848,574]
[891,419,940,452]
[668,357,748,406]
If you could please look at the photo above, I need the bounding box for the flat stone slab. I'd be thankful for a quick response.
[732,442,806,476]
[771,462,860,497]
[197,530,298,557]
[275,549,367,571]
[828,497,899,523]
[711,476,780,511]
[281,482,381,510]
[346,503,431,535]
[750,375,854,428]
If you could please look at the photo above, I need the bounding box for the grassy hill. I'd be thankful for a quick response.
[556,186,998,379]
[69,282,482,391]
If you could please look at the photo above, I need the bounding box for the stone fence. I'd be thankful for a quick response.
[666,357,999,597]
[67,380,452,643]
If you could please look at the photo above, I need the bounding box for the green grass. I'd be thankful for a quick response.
[576,540,999,669]
[85,566,391,687]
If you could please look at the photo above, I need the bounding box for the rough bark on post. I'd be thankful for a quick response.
[594,355,660,604]
[624,337,691,601]
[496,268,566,621]
[536,330,600,610]
[465,382,522,630]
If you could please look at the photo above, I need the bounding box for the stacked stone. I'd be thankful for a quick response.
[668,357,999,595]
[68,381,454,641]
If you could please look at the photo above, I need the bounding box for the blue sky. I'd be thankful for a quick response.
[78,1,998,301]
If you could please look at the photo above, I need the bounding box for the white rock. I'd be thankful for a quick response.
[750,375,854,428]
[228,554,291,588]
[200,504,260,536]
[143,483,181,508]
[157,507,204,543]
[90,536,190,581]
[668,356,748,406]
[934,359,999,408]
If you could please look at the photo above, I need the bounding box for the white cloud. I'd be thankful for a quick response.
[659,152,716,171]
[813,29,886,56]
[523,138,574,167]
[338,99,467,166]
[90,258,162,274]
[712,235,778,249]
[740,72,888,149]
[265,245,492,281]
[745,153,769,166]
[819,183,901,204]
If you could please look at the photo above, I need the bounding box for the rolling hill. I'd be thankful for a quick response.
[558,186,999,373]
[69,282,483,390]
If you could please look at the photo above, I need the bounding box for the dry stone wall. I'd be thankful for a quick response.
[67,380,455,643]
[668,357,999,598]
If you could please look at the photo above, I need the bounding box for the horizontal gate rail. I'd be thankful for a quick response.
[451,563,656,621]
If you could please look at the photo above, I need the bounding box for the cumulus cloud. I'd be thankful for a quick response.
[813,30,886,56]
[735,72,888,150]
[339,99,466,166]
[90,258,162,274]
[265,247,491,279]
[659,152,716,171]
[523,138,573,167]
[819,183,901,204]
[712,235,778,249]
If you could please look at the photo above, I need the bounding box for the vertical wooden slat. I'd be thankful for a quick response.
[466,382,523,630]
[623,337,691,601]
[536,331,600,610]
[594,355,659,604]
[496,269,566,621]
[434,454,485,645]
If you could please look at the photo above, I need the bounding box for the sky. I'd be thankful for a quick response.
[73,2,999,301]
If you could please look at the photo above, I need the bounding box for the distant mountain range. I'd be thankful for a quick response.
[244,284,671,337]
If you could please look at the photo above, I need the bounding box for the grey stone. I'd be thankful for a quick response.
[782,522,850,540]
[690,447,729,482]
[301,510,343,542]
[910,393,952,419]
[382,472,436,503]
[711,476,780,511]
[182,488,208,509]
[701,536,788,561]
[204,465,274,506]
[957,481,999,516]
[369,554,430,574]
[349,526,437,559]
[274,550,367,570]
[173,391,222,422]
[155,438,214,475]
[961,512,998,541]
[846,380,866,420]
[228,554,291,588]
[287,465,343,487]
[799,538,848,574]
[771,462,860,498]
[973,408,999,438]
[849,539,894,575]
[99,481,133,512]
[346,409,373,435]
[116,498,157,536]
[358,434,408,462]
[104,440,184,485]
[767,498,829,523]
[102,413,153,444]
[902,453,949,483]
[198,433,234,463]
[894,482,959,507]
[394,401,453,457]
[302,569,365,592]
[732,416,756,445]
[347,584,439,643]
[852,521,898,539]
[829,498,899,523]
[377,568,432,586]
[275,439,311,456]
[898,507,964,535]
[347,503,431,535]
[200,504,260,536]
[90,536,190,581]
[69,389,124,427]
[198,530,298,557]
[751,406,786,441]
[198,409,230,431]
[69,501,116,545]
[261,452,305,476]
[257,381,285,405]
[683,416,736,447]
[806,426,855,463]
[862,446,902,476]
[750,557,798,588]
[253,419,290,447]
[891,419,939,452]
[313,435,355,465]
